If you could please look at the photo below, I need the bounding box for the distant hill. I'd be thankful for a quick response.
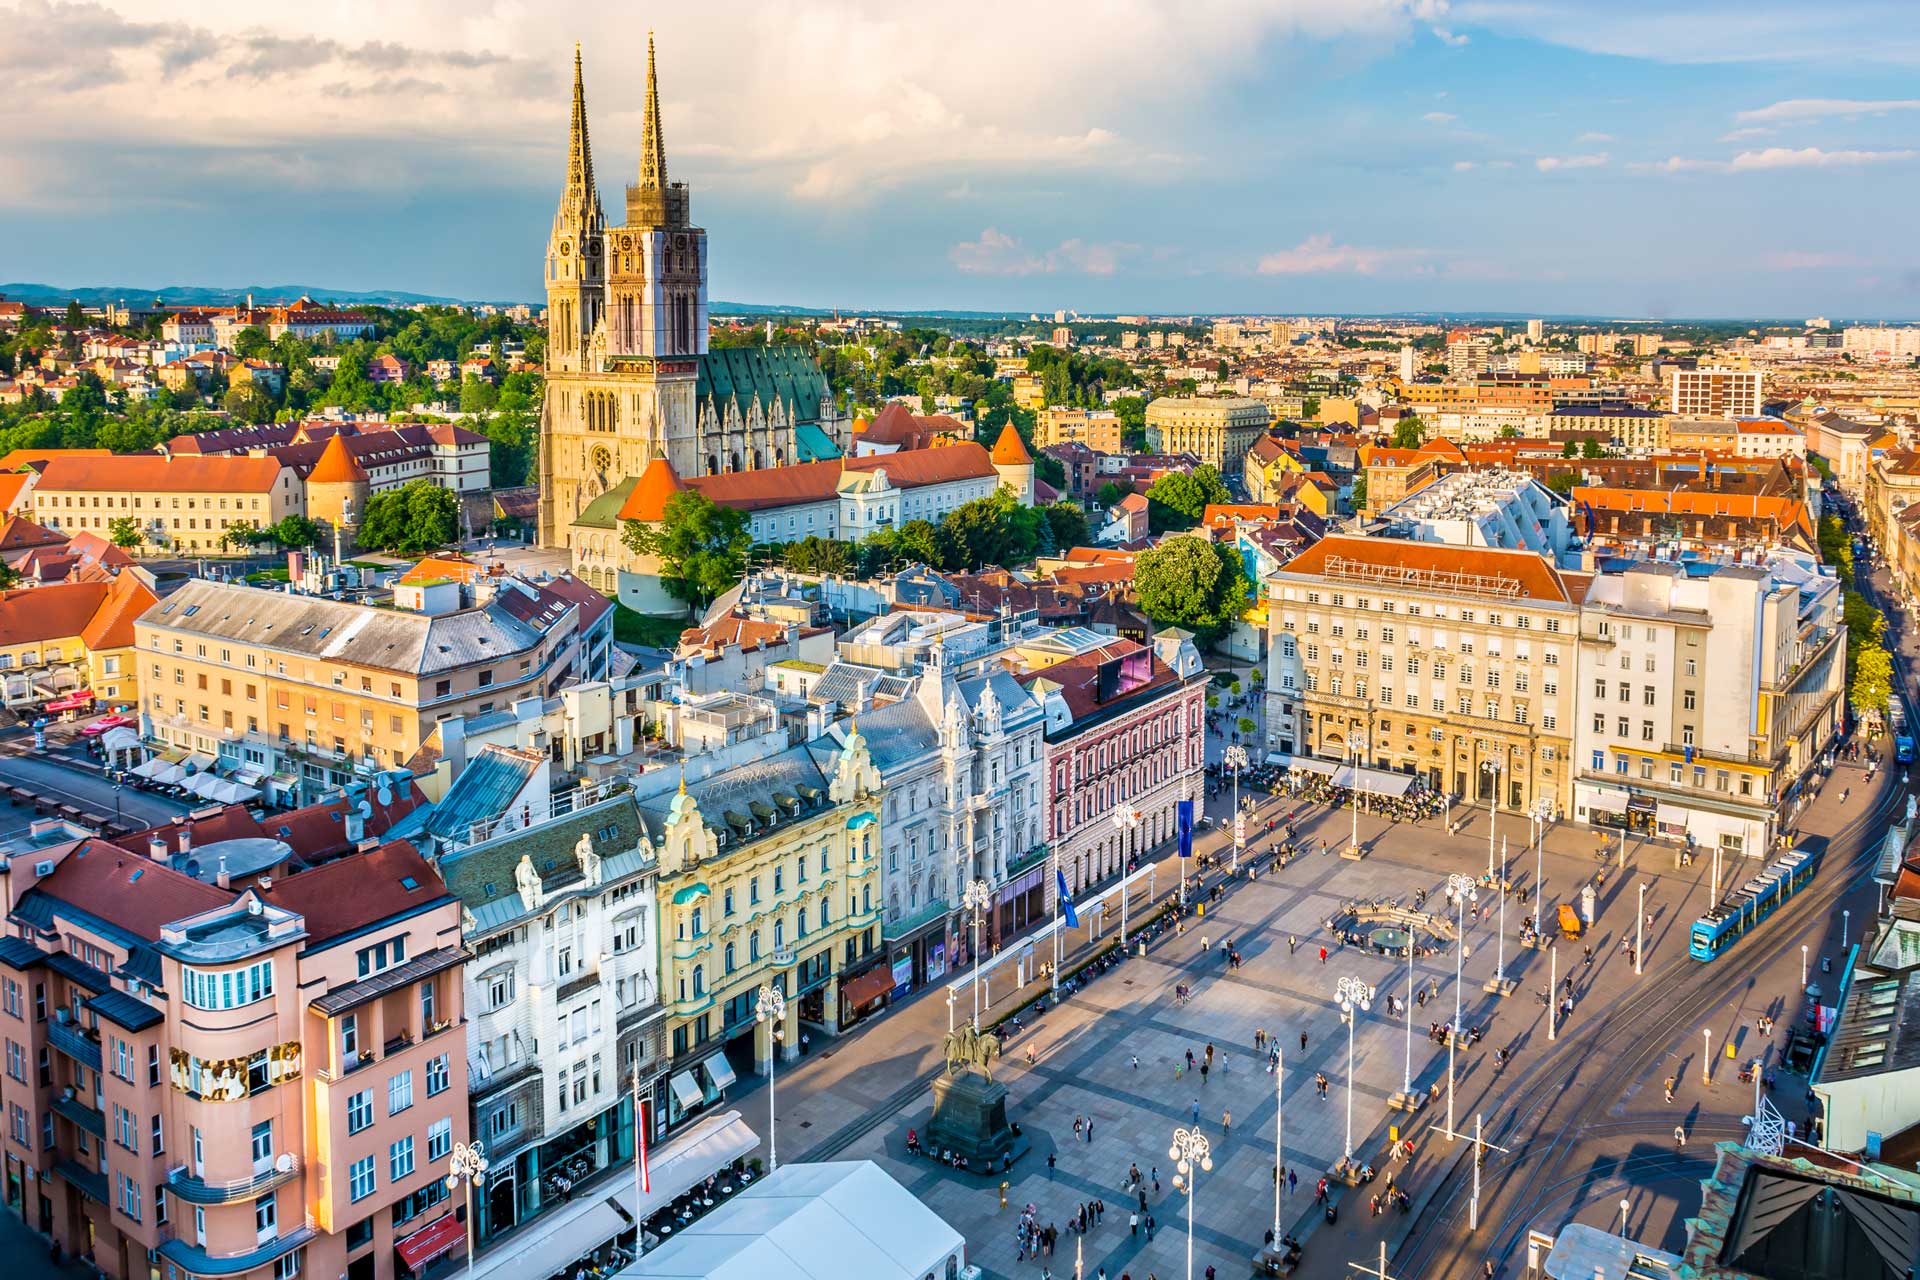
[0,282,513,309]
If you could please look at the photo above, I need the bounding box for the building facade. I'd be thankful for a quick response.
[1667,367,1763,419]
[1267,535,1578,815]
[1144,397,1270,471]
[32,457,302,558]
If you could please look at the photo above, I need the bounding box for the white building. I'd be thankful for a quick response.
[1370,469,1576,563]
[1668,366,1763,418]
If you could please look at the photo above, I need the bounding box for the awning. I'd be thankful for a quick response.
[1330,764,1416,797]
[150,764,187,786]
[1628,795,1657,813]
[671,882,710,906]
[99,726,142,754]
[704,1054,737,1091]
[839,965,895,1009]
[130,758,169,779]
[44,691,96,712]
[182,772,224,799]
[669,1070,704,1111]
[394,1210,466,1272]
[183,752,216,774]
[1583,788,1627,814]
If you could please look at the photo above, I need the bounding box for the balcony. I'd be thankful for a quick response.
[1005,844,1049,878]
[50,1093,104,1139]
[159,1224,317,1277]
[167,1155,303,1206]
[46,1019,102,1072]
[884,899,952,942]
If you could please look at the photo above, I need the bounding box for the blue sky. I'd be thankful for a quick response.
[2,0,1917,317]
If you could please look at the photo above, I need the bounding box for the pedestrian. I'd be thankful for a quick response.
[1131,1054,1140,1070]
[1186,1048,1196,1070]
[1288,1169,1298,1195]
[1075,1115,1084,1142]
[1146,1213,1156,1242]
[1131,1211,1139,1236]
[1674,1125,1686,1149]
[1289,935,1298,955]
[1152,1165,1161,1194]
[1088,1118,1096,1145]
[1318,945,1328,965]
[1200,1061,1209,1086]
[1192,1099,1201,1124]
[1664,1075,1676,1104]
[1223,1108,1232,1137]
[1048,1152,1057,1180]
[1205,1042,1215,1066]
[1301,1030,1309,1053]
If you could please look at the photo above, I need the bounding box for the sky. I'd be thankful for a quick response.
[3,0,1919,318]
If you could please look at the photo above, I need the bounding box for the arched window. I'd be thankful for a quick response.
[862,885,871,913]
[818,900,829,929]
[723,942,736,974]
[690,906,704,936]
[773,918,785,948]
[750,932,761,962]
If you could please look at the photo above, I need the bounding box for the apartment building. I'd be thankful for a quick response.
[1267,535,1579,815]
[32,457,303,557]
[1144,397,1270,470]
[1546,405,1669,454]
[436,789,667,1250]
[0,572,156,712]
[635,729,886,1128]
[0,837,467,1280]
[134,581,578,803]
[1017,636,1207,914]
[1571,557,1843,855]
[1034,407,1124,454]
[1667,367,1763,419]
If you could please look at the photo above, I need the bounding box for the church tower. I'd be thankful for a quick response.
[545,45,606,373]
[606,34,709,362]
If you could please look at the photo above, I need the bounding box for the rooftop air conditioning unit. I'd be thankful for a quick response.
[34,860,54,877]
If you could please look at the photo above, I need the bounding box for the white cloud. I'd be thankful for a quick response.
[1576,131,1614,143]
[1255,233,1425,276]
[1443,2,1920,67]
[1423,111,1457,123]
[1535,152,1608,171]
[1735,98,1920,123]
[948,228,1135,276]
[1730,146,1917,169]
[1632,156,1721,173]
[1719,127,1773,142]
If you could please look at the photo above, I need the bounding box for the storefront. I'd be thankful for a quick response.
[885,909,951,990]
[662,1051,734,1136]
[476,1096,638,1247]
[838,962,895,1030]
[993,864,1047,945]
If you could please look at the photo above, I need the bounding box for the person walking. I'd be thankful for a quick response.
[1664,1076,1676,1104]
[1087,1118,1096,1144]
[1674,1124,1687,1150]
[1048,1152,1057,1180]
[1301,1030,1309,1053]
[1192,1099,1201,1124]
[1223,1108,1232,1138]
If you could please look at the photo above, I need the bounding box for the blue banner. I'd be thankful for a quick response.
[1178,798,1194,860]
[1056,869,1080,929]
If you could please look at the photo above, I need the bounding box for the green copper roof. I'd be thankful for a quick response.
[573,475,640,530]
[697,346,830,428]
[795,421,841,462]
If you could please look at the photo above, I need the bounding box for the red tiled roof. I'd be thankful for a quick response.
[79,571,158,651]
[0,581,111,647]
[619,443,999,519]
[1201,504,1283,526]
[35,838,232,941]
[1278,534,1575,604]
[37,454,287,494]
[991,423,1033,465]
[1015,638,1183,722]
[624,457,685,523]
[0,514,63,552]
[539,572,613,628]
[308,432,370,485]
[262,840,447,943]
[0,473,33,513]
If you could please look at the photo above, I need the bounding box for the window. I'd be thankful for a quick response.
[355,937,406,979]
[182,960,273,1010]
[251,1121,272,1166]
[274,1251,303,1280]
[254,1194,276,1240]
[346,1090,372,1134]
[117,1172,143,1223]
[428,1117,451,1162]
[486,971,514,1011]
[348,1156,376,1202]
[389,1135,415,1182]
[151,1113,164,1156]
[388,1070,413,1116]
[426,1055,449,1097]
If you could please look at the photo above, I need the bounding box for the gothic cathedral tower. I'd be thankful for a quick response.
[538,37,709,549]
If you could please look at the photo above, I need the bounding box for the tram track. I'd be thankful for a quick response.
[1394,748,1907,1279]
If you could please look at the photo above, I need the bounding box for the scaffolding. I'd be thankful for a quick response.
[1320,554,1526,599]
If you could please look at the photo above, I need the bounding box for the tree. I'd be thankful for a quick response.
[1111,395,1148,451]
[621,490,750,609]
[783,535,853,576]
[1818,515,1854,585]
[107,516,143,549]
[895,518,945,569]
[1133,536,1252,643]
[1237,716,1256,736]
[1580,437,1605,459]
[1096,480,1131,509]
[1389,416,1426,449]
[64,300,83,330]
[1852,642,1894,718]
[358,479,461,554]
[222,383,276,424]
[1561,440,1579,458]
[1145,465,1231,532]
[1043,501,1091,552]
[0,559,16,589]
[262,514,328,550]
[1545,472,1579,497]
[938,488,1044,571]
[1033,452,1066,491]
[1350,470,1369,510]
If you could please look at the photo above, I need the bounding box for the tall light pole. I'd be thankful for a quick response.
[1801,944,1809,989]
[1334,976,1372,1163]
[1481,759,1502,878]
[1402,939,1416,1098]
[1533,799,1547,921]
[1445,873,1476,1136]
[1488,836,1511,994]
[1843,909,1851,950]
[1169,1126,1213,1280]
[1636,882,1647,975]
[1110,807,1140,944]
[1703,1028,1713,1086]
[963,878,990,1028]
[1350,733,1369,856]
[1225,744,1248,872]
[1547,945,1557,1042]
[444,1141,488,1280]
[755,984,787,1171]
[1272,1046,1285,1252]
[629,1069,651,1259]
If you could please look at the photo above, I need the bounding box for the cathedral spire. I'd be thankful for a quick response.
[637,31,667,192]
[565,42,597,207]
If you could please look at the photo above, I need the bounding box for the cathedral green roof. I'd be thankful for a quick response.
[795,421,840,462]
[572,475,640,530]
[697,345,832,430]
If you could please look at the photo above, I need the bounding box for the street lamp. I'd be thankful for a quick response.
[1843,909,1851,950]
[1271,1046,1285,1255]
[1445,873,1477,1136]
[1491,837,1510,993]
[1349,734,1370,856]
[444,1141,488,1280]
[1333,976,1372,1163]
[1169,1126,1213,1280]
[755,984,787,1171]
[1481,759,1502,879]
[1225,744,1248,872]
[1801,944,1809,990]
[963,879,991,1029]
[1110,807,1140,945]
[1636,882,1647,975]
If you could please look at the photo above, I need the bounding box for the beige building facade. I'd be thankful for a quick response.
[1144,396,1270,470]
[32,456,302,556]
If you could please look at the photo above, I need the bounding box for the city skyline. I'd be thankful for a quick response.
[3,0,1920,317]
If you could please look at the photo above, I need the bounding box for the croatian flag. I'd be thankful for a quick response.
[1178,798,1194,859]
[636,1097,651,1193]
[1057,869,1080,929]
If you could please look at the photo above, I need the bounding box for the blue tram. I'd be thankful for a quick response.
[1688,847,1818,961]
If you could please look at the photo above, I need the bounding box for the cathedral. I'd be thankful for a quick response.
[537,40,846,549]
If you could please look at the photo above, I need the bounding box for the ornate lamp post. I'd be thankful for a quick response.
[1169,1126,1214,1280]
[1224,744,1248,872]
[755,984,787,1170]
[444,1141,488,1280]
[1481,759,1502,878]
[963,878,991,1028]
[1349,733,1370,856]
[1333,976,1372,1163]
[1444,872,1477,1136]
[1110,807,1140,944]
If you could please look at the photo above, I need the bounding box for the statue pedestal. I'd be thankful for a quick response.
[926,1071,1029,1174]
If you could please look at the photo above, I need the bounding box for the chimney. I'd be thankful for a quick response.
[214,854,230,891]
[178,827,192,857]
[345,805,365,845]
[148,835,168,863]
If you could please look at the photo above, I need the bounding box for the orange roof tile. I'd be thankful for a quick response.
[624,457,686,523]
[0,581,110,648]
[79,571,157,651]
[991,423,1033,465]
[0,473,33,513]
[307,432,370,485]
[619,444,999,520]
[36,454,287,495]
[1278,534,1575,604]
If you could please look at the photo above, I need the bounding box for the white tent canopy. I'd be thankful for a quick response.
[617,1161,965,1280]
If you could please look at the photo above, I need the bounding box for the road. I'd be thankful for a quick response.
[0,737,191,832]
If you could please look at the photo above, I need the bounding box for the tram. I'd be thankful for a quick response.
[1688,846,1818,961]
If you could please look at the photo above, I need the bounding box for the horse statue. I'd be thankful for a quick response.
[941,1023,1000,1084]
